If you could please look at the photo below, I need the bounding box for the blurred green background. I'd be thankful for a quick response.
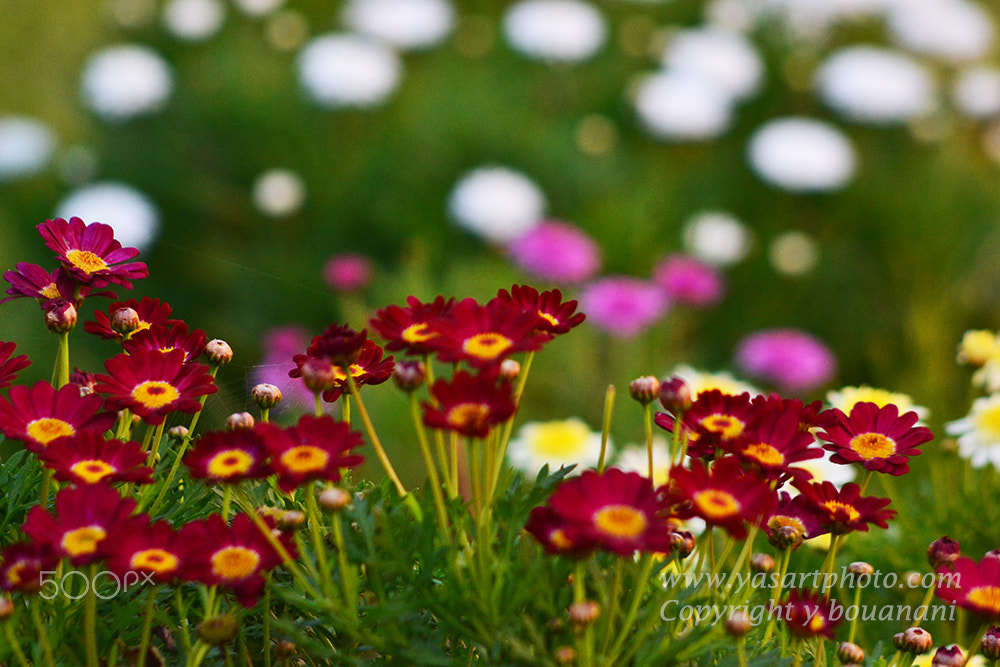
[3,0,1000,469]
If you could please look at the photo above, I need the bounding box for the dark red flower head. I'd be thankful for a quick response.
[0,381,116,452]
[0,341,31,390]
[936,555,1000,623]
[122,322,208,364]
[422,369,516,438]
[84,297,180,342]
[676,390,757,459]
[0,541,59,593]
[781,589,842,639]
[1,262,113,306]
[370,295,455,355]
[490,285,586,335]
[105,516,189,584]
[426,297,551,367]
[817,402,932,476]
[733,410,824,483]
[37,430,154,486]
[306,339,395,403]
[299,323,367,368]
[793,480,895,535]
[257,414,364,492]
[185,428,272,485]
[37,217,148,290]
[524,506,596,558]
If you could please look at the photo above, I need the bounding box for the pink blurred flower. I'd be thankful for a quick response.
[251,325,314,412]
[653,254,724,307]
[579,277,668,338]
[323,253,372,292]
[734,328,836,393]
[505,220,601,284]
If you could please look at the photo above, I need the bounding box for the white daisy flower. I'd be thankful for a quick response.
[613,438,671,486]
[503,0,607,63]
[55,182,160,251]
[886,0,993,64]
[252,169,306,217]
[660,27,764,101]
[0,116,56,182]
[825,385,929,422]
[682,211,752,267]
[666,364,761,398]
[80,45,174,122]
[297,34,402,108]
[633,70,734,141]
[163,0,225,42]
[447,166,546,244]
[342,0,455,51]
[946,393,1000,470]
[747,117,856,193]
[953,67,1000,119]
[507,418,605,476]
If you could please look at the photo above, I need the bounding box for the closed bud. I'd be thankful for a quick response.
[768,523,804,551]
[301,357,337,393]
[168,425,190,440]
[110,306,140,336]
[725,610,752,637]
[204,339,233,366]
[276,640,296,656]
[319,486,351,512]
[930,645,964,667]
[275,510,306,532]
[837,641,865,664]
[659,376,693,414]
[251,383,283,410]
[392,360,427,392]
[896,627,933,654]
[848,562,874,576]
[982,626,1000,660]
[44,298,77,333]
[629,376,661,404]
[928,536,961,569]
[0,596,13,621]
[197,614,239,645]
[226,412,255,430]
[567,600,601,627]
[554,646,576,665]
[905,571,922,588]
[671,530,696,559]
[70,368,98,395]
[499,358,522,381]
[750,552,775,573]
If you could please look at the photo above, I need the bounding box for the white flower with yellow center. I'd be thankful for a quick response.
[947,393,1000,470]
[667,364,760,398]
[826,385,929,422]
[507,418,605,475]
[613,438,670,487]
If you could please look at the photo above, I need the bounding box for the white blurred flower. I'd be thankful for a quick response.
[704,0,756,32]
[507,418,605,476]
[633,70,733,141]
[163,0,225,41]
[817,46,936,124]
[80,45,173,122]
[661,27,764,101]
[682,211,751,266]
[448,166,546,243]
[252,169,306,217]
[666,364,761,398]
[233,0,284,17]
[503,0,607,63]
[297,34,402,108]
[614,438,671,486]
[886,0,993,63]
[55,182,160,251]
[0,116,56,182]
[747,117,856,192]
[946,393,1000,470]
[953,67,1000,119]
[826,385,929,422]
[342,0,455,51]
[768,230,819,276]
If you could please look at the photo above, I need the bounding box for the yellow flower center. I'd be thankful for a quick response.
[693,489,742,521]
[132,380,180,409]
[207,449,255,478]
[65,249,109,274]
[210,546,260,580]
[550,529,574,551]
[593,504,647,539]
[527,420,593,458]
[401,322,436,344]
[62,526,107,557]
[39,283,61,300]
[975,403,1000,439]
[808,614,826,633]
[279,445,329,474]
[968,586,1000,613]
[447,403,491,430]
[26,417,76,446]
[462,332,513,360]
[130,548,180,575]
[538,312,559,327]
[743,442,785,467]
[699,414,744,440]
[6,563,26,586]
[849,432,895,460]
[70,459,116,484]
[331,363,365,383]
[822,500,860,522]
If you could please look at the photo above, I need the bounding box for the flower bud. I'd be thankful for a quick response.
[659,376,693,414]
[750,552,775,573]
[895,627,933,654]
[226,412,255,430]
[44,298,77,333]
[276,640,296,656]
[930,645,964,667]
[197,614,239,645]
[498,358,521,382]
[837,642,865,664]
[670,530,696,559]
[629,376,660,404]
[251,383,283,410]
[319,486,351,512]
[275,510,306,532]
[848,562,874,576]
[168,425,190,440]
[725,610,752,636]
[392,360,427,392]
[983,627,1000,660]
[70,368,97,395]
[768,523,804,551]
[204,339,233,366]
[110,306,140,336]
[568,600,601,628]
[301,357,337,393]
[0,596,13,621]
[928,536,960,569]
[554,645,576,665]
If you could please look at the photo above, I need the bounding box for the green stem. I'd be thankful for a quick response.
[597,385,616,473]
[52,331,70,389]
[912,583,936,628]
[137,587,157,667]
[2,618,31,667]
[408,392,452,545]
[606,554,657,661]
[29,600,56,667]
[494,351,534,467]
[964,623,989,667]
[331,510,358,616]
[85,564,99,667]
[344,376,412,506]
[642,401,654,482]
[763,548,793,644]
[263,575,272,667]
[142,397,210,515]
[304,482,333,597]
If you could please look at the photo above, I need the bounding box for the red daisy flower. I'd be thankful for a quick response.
[0,381,116,452]
[95,348,217,425]
[676,390,758,459]
[37,217,149,289]
[543,468,675,556]
[524,506,596,558]
[185,428,271,484]
[422,369,516,438]
[122,322,207,364]
[290,339,394,403]
[665,456,777,539]
[0,541,59,594]
[105,516,189,584]
[426,298,551,367]
[257,414,364,492]
[817,402,932,476]
[793,480,895,535]
[1,262,113,306]
[490,285,586,335]
[37,431,153,486]
[180,512,293,607]
[781,589,842,639]
[733,410,824,482]
[370,295,455,355]
[0,341,31,390]
[749,394,825,431]
[292,323,367,370]
[762,492,827,548]
[936,555,1000,622]
[84,297,180,342]
[22,484,139,566]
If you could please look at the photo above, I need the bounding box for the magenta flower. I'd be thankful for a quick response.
[652,254,724,307]
[323,253,372,292]
[579,277,668,338]
[734,328,836,393]
[505,221,601,284]
[250,325,314,412]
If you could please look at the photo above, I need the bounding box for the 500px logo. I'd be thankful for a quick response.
[38,570,155,600]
